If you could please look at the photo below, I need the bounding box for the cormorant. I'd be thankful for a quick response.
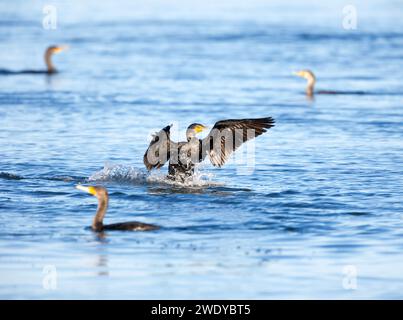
[294,70,365,97]
[76,185,159,232]
[144,117,275,182]
[0,45,68,75]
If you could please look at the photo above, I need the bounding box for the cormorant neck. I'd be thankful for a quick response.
[92,193,108,231]
[306,76,315,97]
[45,50,56,73]
[186,130,196,142]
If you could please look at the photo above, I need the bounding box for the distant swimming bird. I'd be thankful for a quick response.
[144,117,275,182]
[294,70,365,97]
[76,185,159,232]
[0,45,68,75]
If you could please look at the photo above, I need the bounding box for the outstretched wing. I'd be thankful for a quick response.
[143,124,175,171]
[201,117,275,167]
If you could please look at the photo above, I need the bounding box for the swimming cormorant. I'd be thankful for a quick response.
[0,45,68,75]
[76,185,159,232]
[294,70,365,97]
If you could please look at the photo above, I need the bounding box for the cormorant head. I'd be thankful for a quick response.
[46,45,69,56]
[44,45,69,73]
[186,123,208,141]
[294,70,316,82]
[76,185,108,199]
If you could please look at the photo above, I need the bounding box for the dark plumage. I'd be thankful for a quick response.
[76,185,159,232]
[0,45,68,75]
[294,70,366,97]
[144,117,275,181]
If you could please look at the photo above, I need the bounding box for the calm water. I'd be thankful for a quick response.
[1,0,403,299]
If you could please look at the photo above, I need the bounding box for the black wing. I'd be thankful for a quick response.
[201,117,275,167]
[104,221,160,231]
[0,69,49,75]
[143,124,175,171]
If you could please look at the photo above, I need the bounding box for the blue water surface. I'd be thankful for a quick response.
[0,0,403,299]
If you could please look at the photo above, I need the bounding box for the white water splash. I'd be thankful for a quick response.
[88,163,148,184]
[88,162,223,188]
[147,168,223,188]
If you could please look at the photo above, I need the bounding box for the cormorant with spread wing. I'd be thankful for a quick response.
[144,117,275,182]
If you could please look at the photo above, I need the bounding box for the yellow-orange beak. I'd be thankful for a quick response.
[54,45,69,53]
[76,185,96,196]
[195,124,207,133]
[293,71,304,77]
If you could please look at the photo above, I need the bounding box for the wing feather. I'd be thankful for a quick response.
[201,117,275,167]
[143,125,175,171]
